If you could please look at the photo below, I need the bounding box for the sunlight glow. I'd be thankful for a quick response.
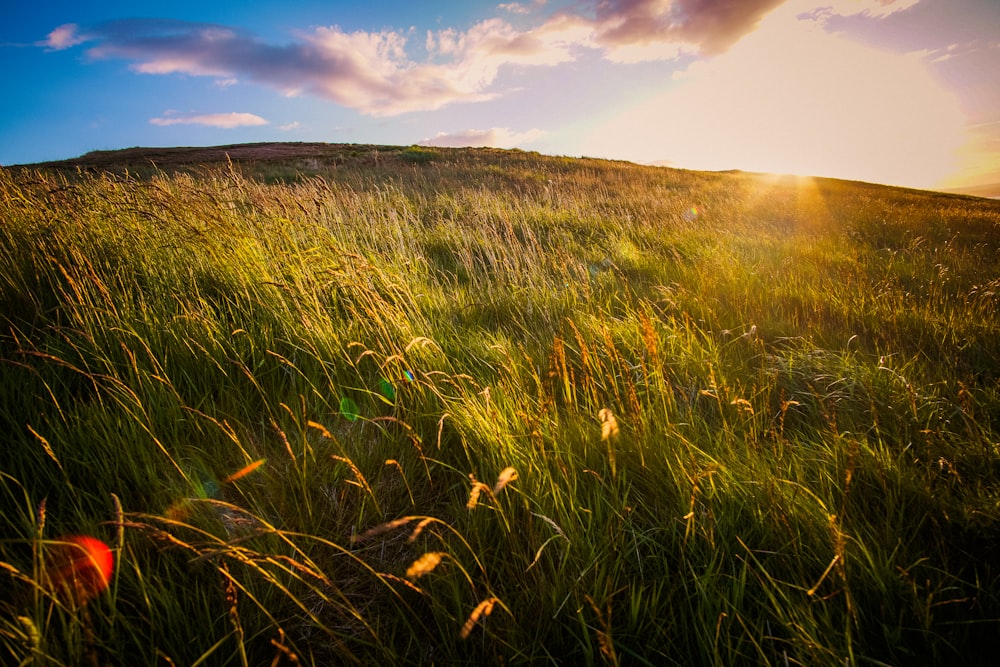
[584,4,967,189]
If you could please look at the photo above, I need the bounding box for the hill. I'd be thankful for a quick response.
[943,181,1000,200]
[2,145,1000,665]
[20,141,407,169]
[15,141,549,175]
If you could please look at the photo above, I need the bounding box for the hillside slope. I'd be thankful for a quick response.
[2,146,1000,665]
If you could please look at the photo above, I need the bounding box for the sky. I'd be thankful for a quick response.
[2,0,999,192]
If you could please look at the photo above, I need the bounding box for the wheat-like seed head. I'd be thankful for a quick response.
[459,597,498,639]
[406,552,445,579]
[467,473,491,509]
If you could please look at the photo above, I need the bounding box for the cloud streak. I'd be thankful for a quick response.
[149,112,268,128]
[418,127,545,148]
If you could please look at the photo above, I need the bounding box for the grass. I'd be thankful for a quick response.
[1,145,1000,664]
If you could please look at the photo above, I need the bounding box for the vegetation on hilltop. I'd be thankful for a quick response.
[2,146,1000,665]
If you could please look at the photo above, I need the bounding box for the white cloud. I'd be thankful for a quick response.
[278,121,301,131]
[149,112,269,128]
[419,127,545,148]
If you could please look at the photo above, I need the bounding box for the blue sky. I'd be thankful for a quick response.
[3,0,998,192]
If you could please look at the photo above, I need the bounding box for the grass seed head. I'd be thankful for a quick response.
[460,597,498,639]
[493,466,518,495]
[406,552,445,580]
[599,408,620,441]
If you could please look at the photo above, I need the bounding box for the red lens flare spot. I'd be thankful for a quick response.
[46,535,114,606]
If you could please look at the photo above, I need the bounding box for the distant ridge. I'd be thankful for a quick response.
[13,142,415,169]
[8,141,998,202]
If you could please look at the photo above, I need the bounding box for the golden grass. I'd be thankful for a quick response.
[405,552,445,580]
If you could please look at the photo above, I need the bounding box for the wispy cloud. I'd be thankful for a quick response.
[149,112,268,128]
[498,0,547,15]
[801,0,920,21]
[419,127,544,148]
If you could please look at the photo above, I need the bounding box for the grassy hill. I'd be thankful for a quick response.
[2,143,1000,665]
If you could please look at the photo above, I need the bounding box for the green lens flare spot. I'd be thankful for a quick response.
[339,397,360,421]
[378,378,396,402]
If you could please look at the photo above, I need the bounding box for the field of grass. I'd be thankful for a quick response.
[2,144,1000,665]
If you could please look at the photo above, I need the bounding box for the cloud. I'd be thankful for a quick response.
[498,0,547,14]
[41,2,927,117]
[278,121,301,131]
[590,0,787,58]
[419,127,545,148]
[52,18,576,116]
[40,23,88,50]
[149,112,269,128]
[801,0,920,21]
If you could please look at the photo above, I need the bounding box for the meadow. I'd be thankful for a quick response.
[2,144,999,665]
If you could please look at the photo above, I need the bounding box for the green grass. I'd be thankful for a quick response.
[2,146,1000,665]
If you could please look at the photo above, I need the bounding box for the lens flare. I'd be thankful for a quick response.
[46,535,114,606]
[378,377,396,401]
[339,397,360,421]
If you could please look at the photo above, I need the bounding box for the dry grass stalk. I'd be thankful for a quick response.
[111,492,124,554]
[407,518,435,543]
[271,420,296,461]
[331,455,375,499]
[220,561,249,667]
[459,597,498,639]
[307,420,334,440]
[27,424,64,474]
[385,459,416,505]
[269,628,300,666]
[466,474,490,510]
[586,595,619,666]
[350,517,418,544]
[223,459,266,484]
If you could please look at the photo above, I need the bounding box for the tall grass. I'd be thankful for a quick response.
[2,149,1000,664]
